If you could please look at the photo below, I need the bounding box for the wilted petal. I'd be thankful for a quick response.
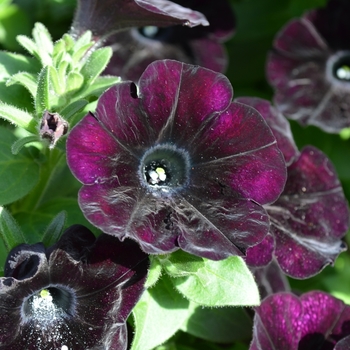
[71,0,209,41]
[266,146,349,278]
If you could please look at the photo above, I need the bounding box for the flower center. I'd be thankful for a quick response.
[23,286,75,326]
[140,144,190,191]
[327,51,350,87]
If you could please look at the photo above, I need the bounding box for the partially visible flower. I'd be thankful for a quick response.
[104,0,235,80]
[0,225,149,350]
[70,0,209,43]
[252,260,290,300]
[67,59,287,261]
[267,0,350,133]
[237,97,349,278]
[250,291,350,350]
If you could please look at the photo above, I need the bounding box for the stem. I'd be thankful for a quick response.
[14,147,66,212]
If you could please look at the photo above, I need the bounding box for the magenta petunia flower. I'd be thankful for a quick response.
[237,97,349,278]
[250,291,350,350]
[104,0,235,81]
[70,0,209,42]
[0,225,149,350]
[267,0,350,133]
[66,60,287,260]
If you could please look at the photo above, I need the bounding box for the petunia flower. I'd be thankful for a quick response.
[70,0,209,43]
[237,97,349,278]
[0,225,149,350]
[66,59,287,261]
[104,0,235,81]
[252,260,291,300]
[250,291,350,350]
[267,0,350,133]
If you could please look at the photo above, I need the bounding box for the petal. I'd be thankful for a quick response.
[245,234,274,267]
[194,102,287,204]
[71,0,209,41]
[305,0,350,50]
[235,97,298,166]
[67,112,130,185]
[78,183,180,254]
[252,260,290,300]
[299,291,350,349]
[272,18,328,56]
[267,146,349,278]
[139,59,233,145]
[250,292,302,350]
[177,190,270,260]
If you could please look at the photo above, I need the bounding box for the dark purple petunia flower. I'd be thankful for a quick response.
[250,291,350,350]
[70,0,209,42]
[66,59,287,260]
[267,0,350,133]
[0,225,149,350]
[104,0,235,81]
[237,97,349,278]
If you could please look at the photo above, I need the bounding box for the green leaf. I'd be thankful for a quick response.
[47,65,63,95]
[16,35,38,58]
[0,102,37,133]
[35,66,50,116]
[41,210,66,246]
[80,47,112,87]
[11,135,39,155]
[14,197,99,241]
[77,75,121,99]
[60,99,88,120]
[181,301,253,343]
[66,71,84,93]
[131,275,191,350]
[0,206,26,251]
[162,251,260,307]
[32,22,53,66]
[0,126,40,205]
[6,71,37,97]
[145,257,162,288]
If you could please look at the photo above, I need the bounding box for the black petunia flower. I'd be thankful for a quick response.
[267,0,350,133]
[70,0,209,43]
[104,0,235,81]
[67,59,287,261]
[250,291,350,350]
[237,97,349,278]
[0,225,149,350]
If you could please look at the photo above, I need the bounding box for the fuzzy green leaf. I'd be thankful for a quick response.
[35,66,50,116]
[80,47,112,87]
[163,251,260,307]
[41,211,66,247]
[0,126,40,205]
[0,206,26,251]
[0,102,36,133]
[11,135,39,155]
[6,71,37,97]
[132,275,191,350]
[181,301,253,343]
